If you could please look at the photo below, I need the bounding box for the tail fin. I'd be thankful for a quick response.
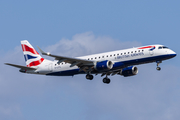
[21,40,44,67]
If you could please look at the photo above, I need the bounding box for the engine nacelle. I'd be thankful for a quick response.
[120,66,138,77]
[94,60,113,71]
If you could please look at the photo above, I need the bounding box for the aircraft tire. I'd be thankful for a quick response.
[86,74,94,80]
[156,67,161,71]
[103,78,110,84]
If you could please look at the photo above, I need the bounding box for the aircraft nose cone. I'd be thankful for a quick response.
[173,53,177,57]
[170,51,177,58]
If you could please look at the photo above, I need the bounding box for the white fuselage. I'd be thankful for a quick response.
[27,44,176,76]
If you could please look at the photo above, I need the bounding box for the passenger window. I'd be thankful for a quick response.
[131,51,133,53]
[117,54,119,56]
[102,56,104,58]
[107,55,108,57]
[121,53,123,55]
[99,57,100,59]
[110,55,112,57]
[91,58,93,60]
[128,52,130,54]
[124,53,126,54]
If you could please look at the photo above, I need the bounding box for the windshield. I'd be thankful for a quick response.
[162,46,168,49]
[158,46,162,49]
[158,46,168,49]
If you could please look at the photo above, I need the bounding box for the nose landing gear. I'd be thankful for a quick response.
[156,67,161,71]
[156,61,162,71]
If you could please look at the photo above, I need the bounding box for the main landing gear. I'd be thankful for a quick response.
[156,61,162,71]
[103,77,111,84]
[86,74,94,80]
[86,74,111,84]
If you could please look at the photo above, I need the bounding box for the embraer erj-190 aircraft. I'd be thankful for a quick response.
[5,40,176,84]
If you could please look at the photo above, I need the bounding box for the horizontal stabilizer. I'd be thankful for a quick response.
[5,63,37,70]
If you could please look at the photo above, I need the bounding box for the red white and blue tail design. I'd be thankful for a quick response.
[21,40,44,67]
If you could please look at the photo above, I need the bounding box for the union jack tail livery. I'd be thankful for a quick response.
[21,40,44,67]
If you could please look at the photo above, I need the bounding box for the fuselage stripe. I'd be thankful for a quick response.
[138,46,155,49]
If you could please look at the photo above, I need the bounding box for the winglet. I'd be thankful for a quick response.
[37,46,50,56]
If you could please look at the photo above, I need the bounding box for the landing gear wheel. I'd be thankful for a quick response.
[156,67,161,71]
[103,78,111,84]
[156,61,162,71]
[86,74,94,80]
[89,75,93,80]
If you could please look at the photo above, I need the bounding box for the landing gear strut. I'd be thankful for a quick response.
[86,74,94,80]
[103,77,111,84]
[156,61,162,71]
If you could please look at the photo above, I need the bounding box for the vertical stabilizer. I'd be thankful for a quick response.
[21,40,44,67]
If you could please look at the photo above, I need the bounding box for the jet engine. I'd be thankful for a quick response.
[94,60,113,71]
[120,66,138,77]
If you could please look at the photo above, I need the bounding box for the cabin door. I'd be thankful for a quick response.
[149,51,154,55]
[48,63,53,72]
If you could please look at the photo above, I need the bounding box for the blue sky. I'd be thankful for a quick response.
[0,0,180,120]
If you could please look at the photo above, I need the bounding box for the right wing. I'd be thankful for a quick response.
[5,63,37,70]
[37,46,95,67]
[37,46,96,73]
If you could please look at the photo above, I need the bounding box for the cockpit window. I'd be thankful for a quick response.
[158,46,168,49]
[162,46,168,49]
[158,46,163,49]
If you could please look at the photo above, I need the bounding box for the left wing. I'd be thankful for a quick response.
[37,46,95,69]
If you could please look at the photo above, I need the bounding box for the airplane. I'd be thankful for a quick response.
[5,40,177,84]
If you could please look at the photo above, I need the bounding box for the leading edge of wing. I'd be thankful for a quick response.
[5,63,37,70]
[37,46,94,65]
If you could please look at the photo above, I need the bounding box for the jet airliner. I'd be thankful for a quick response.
[5,40,176,84]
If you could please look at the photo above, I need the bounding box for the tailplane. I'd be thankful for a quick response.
[21,40,44,67]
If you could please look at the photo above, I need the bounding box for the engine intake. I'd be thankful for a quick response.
[120,66,138,77]
[94,60,113,71]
